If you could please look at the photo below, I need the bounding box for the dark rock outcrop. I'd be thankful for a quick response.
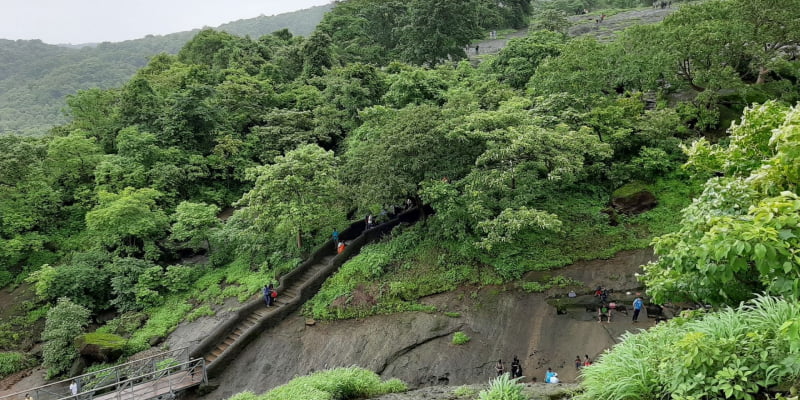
[611,183,658,215]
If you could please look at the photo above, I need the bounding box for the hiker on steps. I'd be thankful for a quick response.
[264,283,275,307]
[332,228,339,245]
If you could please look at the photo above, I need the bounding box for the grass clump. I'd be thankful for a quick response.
[444,312,461,318]
[228,367,407,400]
[125,296,192,354]
[452,331,471,345]
[452,386,478,397]
[479,373,525,400]
[579,295,800,400]
[81,332,127,349]
[186,305,215,322]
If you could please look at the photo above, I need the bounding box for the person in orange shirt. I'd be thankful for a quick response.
[337,241,346,254]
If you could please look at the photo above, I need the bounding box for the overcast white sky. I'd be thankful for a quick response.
[0,0,332,44]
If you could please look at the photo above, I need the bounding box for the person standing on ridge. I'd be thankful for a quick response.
[632,296,644,322]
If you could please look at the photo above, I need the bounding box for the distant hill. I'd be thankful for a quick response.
[0,3,333,136]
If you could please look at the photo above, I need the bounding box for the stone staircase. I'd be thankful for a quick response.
[190,208,424,378]
[201,258,332,366]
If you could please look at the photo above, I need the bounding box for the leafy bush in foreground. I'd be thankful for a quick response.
[578,296,800,400]
[228,367,407,400]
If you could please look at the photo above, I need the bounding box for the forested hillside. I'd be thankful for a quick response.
[1,0,799,398]
[0,4,333,136]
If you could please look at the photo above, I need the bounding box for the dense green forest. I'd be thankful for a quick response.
[0,4,333,136]
[1,0,800,398]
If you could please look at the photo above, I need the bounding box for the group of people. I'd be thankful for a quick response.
[594,286,645,323]
[333,228,347,254]
[574,355,592,369]
[494,356,523,378]
[654,0,671,8]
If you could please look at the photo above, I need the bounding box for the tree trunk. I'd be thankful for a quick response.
[756,66,769,84]
[296,229,303,249]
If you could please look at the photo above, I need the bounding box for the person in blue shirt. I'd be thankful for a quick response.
[332,228,339,245]
[632,297,644,322]
[545,368,555,383]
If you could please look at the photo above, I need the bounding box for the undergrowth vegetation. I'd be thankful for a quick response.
[0,0,796,388]
[579,296,800,400]
[306,175,691,321]
[227,367,407,400]
[0,351,34,379]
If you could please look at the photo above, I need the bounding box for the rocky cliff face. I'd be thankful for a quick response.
[171,249,655,400]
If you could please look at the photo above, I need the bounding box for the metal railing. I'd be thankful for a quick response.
[80,358,206,400]
[1,348,204,400]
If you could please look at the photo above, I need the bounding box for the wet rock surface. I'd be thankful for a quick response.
[177,249,656,400]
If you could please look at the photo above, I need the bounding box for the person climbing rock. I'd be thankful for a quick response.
[632,296,644,322]
[495,359,505,376]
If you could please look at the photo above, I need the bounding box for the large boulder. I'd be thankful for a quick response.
[77,332,126,363]
[611,182,658,215]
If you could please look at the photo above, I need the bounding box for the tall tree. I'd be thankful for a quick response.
[398,0,482,66]
[85,188,169,260]
[234,144,347,253]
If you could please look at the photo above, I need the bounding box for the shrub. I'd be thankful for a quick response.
[452,331,471,345]
[228,367,407,400]
[478,373,525,400]
[578,295,800,400]
[42,298,91,378]
[0,352,34,378]
[444,312,461,318]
